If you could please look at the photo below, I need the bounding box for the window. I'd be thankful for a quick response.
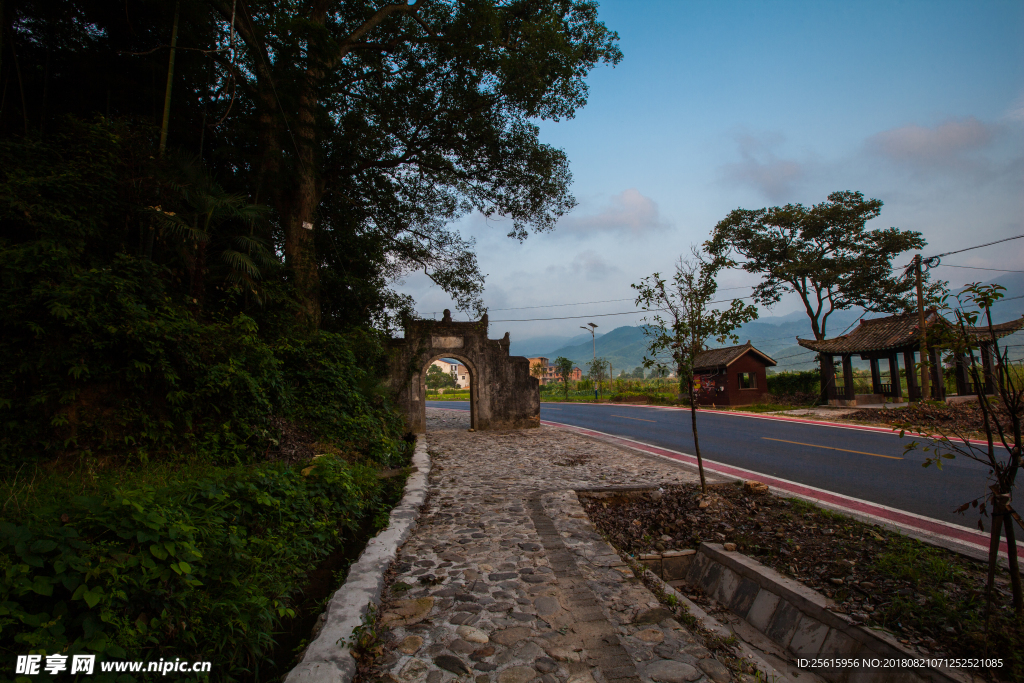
[738,372,757,389]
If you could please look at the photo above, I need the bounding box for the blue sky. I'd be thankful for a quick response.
[397,0,1024,342]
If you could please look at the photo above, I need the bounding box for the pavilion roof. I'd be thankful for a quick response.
[693,341,776,371]
[797,310,1024,355]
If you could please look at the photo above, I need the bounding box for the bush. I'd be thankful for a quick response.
[0,455,391,682]
[767,369,820,397]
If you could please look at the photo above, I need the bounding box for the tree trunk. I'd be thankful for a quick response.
[278,4,326,329]
[191,239,206,309]
[985,510,1004,628]
[688,382,706,494]
[1002,506,1023,618]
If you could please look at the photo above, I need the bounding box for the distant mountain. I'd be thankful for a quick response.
[531,326,653,375]
[508,331,603,358]
[512,272,1023,373]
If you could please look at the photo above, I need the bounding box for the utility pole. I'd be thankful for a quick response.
[914,254,930,401]
[581,322,598,401]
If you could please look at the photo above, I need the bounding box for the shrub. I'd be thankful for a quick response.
[0,455,389,682]
[767,369,820,396]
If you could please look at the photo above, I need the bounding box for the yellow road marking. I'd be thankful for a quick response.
[544,407,562,410]
[612,414,657,423]
[762,437,902,460]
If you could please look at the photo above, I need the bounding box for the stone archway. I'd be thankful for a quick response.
[387,311,540,433]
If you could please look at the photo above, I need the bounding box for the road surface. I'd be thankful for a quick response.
[426,400,1011,527]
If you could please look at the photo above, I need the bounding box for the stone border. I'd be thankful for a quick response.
[286,436,431,683]
[669,544,971,683]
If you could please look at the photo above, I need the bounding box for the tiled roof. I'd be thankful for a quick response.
[797,311,1024,354]
[693,342,776,371]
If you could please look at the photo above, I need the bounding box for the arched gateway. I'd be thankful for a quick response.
[387,310,540,433]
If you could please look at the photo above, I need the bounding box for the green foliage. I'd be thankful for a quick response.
[766,370,820,396]
[0,454,389,682]
[706,191,939,340]
[633,247,758,393]
[425,365,458,391]
[553,357,575,399]
[586,357,609,383]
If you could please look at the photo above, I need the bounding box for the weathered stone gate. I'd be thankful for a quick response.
[387,311,540,433]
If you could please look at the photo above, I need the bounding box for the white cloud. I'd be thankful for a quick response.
[556,188,669,236]
[720,132,806,200]
[866,117,995,169]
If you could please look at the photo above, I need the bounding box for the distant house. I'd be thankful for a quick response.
[692,341,776,406]
[527,357,582,385]
[430,359,471,389]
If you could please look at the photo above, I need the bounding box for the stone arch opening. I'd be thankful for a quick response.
[421,352,480,430]
[386,310,539,433]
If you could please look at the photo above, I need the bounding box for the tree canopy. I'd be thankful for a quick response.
[0,0,621,330]
[706,191,939,341]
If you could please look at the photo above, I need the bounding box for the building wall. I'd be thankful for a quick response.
[429,359,471,389]
[527,357,582,385]
[694,353,771,406]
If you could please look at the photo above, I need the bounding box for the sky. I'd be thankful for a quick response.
[394,0,1024,343]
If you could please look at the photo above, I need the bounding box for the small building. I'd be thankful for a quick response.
[796,310,1024,406]
[431,359,471,389]
[527,357,582,385]
[692,341,776,406]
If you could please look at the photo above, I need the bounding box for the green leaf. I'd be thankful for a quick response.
[30,539,58,553]
[83,587,103,608]
[149,544,168,560]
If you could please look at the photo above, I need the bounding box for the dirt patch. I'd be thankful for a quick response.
[844,400,1012,438]
[580,483,1021,681]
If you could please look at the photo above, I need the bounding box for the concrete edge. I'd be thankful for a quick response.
[694,543,972,683]
[639,566,797,683]
[285,436,431,683]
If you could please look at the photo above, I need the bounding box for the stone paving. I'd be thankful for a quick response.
[369,408,748,683]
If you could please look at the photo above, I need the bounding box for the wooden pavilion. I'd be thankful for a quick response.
[797,310,1024,406]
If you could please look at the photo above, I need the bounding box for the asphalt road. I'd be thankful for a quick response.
[426,400,1011,527]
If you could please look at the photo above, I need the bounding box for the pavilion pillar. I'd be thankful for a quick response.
[929,348,945,400]
[981,342,995,394]
[842,354,854,403]
[869,357,881,394]
[888,354,901,399]
[954,353,969,395]
[904,348,919,401]
[819,353,835,403]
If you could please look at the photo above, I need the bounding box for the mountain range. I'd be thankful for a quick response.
[507,272,1024,373]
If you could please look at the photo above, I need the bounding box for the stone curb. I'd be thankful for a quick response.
[688,544,971,683]
[638,566,796,683]
[285,436,431,683]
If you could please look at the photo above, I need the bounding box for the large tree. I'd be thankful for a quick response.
[705,191,934,342]
[203,0,622,326]
[1,0,621,330]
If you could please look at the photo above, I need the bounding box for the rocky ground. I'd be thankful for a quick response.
[580,483,1022,681]
[358,409,766,683]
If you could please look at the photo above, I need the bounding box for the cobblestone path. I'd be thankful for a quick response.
[372,409,741,683]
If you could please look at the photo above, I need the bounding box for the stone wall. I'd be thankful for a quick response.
[387,312,540,433]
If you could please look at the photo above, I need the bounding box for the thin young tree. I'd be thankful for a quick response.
[901,284,1024,620]
[633,246,758,493]
[554,356,575,401]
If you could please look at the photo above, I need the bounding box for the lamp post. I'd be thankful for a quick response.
[581,322,598,401]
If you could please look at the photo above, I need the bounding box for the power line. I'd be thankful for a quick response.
[938,263,1024,274]
[924,234,1024,260]
[489,295,754,323]
[423,285,757,316]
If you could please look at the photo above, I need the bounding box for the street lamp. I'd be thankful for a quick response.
[581,323,598,401]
